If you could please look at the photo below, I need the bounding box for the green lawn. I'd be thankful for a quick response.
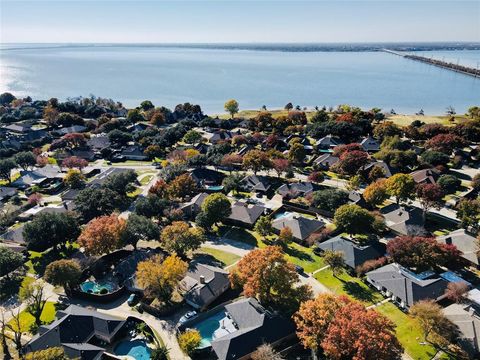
[218,226,325,273]
[139,174,154,185]
[8,301,57,333]
[197,247,241,267]
[314,268,384,306]
[376,302,437,360]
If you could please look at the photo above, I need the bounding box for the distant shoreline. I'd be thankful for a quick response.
[2,42,480,52]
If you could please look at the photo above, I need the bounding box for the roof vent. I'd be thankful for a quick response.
[200,275,205,284]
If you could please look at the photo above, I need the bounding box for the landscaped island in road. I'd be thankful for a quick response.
[0,92,479,360]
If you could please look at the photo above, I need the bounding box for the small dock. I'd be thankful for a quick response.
[382,48,480,78]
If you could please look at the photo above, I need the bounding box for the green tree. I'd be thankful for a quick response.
[183,130,202,144]
[323,250,345,278]
[288,142,306,164]
[44,259,82,292]
[437,174,461,194]
[103,169,137,195]
[140,100,154,111]
[222,173,244,194]
[334,204,375,237]
[19,283,47,328]
[127,108,145,122]
[64,169,85,189]
[25,347,69,360]
[161,221,206,256]
[385,173,415,205]
[123,213,160,248]
[14,151,36,171]
[201,193,232,225]
[0,246,23,279]
[74,187,125,222]
[255,216,273,239]
[23,212,80,252]
[0,158,16,183]
[457,199,480,229]
[224,99,239,118]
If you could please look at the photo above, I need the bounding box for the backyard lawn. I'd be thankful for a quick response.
[197,247,241,267]
[7,301,57,333]
[217,226,326,273]
[376,302,438,360]
[314,268,384,306]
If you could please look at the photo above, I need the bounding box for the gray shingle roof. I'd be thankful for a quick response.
[182,261,230,309]
[242,175,271,192]
[228,201,266,226]
[438,229,479,266]
[366,263,448,307]
[317,236,385,269]
[443,303,480,356]
[272,213,324,241]
[25,305,125,360]
[211,298,295,360]
[277,182,314,198]
[380,204,425,236]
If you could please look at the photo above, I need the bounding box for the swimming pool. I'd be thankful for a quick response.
[114,339,151,360]
[192,311,236,348]
[273,211,293,220]
[80,279,116,294]
[206,185,224,191]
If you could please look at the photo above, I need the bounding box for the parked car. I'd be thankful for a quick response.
[178,310,197,325]
[294,265,304,274]
[127,293,139,306]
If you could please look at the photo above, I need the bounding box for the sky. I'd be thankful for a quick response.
[1,0,479,43]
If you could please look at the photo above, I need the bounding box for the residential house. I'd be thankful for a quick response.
[348,191,368,208]
[277,182,314,199]
[272,213,325,242]
[363,161,393,178]
[242,175,271,194]
[52,125,88,136]
[380,204,425,236]
[180,193,209,218]
[443,302,480,357]
[313,153,339,170]
[316,235,385,270]
[360,136,381,152]
[410,168,440,185]
[0,186,17,202]
[119,145,148,161]
[366,263,449,308]
[315,135,343,151]
[227,201,266,228]
[24,305,126,360]
[210,298,296,360]
[87,135,111,153]
[0,224,26,252]
[180,261,230,311]
[190,168,225,188]
[438,229,479,267]
[3,123,33,134]
[204,130,234,144]
[11,165,65,190]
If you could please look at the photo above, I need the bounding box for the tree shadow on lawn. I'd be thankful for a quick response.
[30,246,78,276]
[217,226,258,246]
[342,280,378,304]
[283,245,313,262]
[191,253,225,268]
[0,275,23,301]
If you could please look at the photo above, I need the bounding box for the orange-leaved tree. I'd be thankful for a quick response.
[77,214,126,255]
[230,245,312,313]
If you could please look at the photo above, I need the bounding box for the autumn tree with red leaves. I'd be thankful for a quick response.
[387,236,462,271]
[77,214,126,255]
[62,156,88,170]
[230,246,312,312]
[425,133,467,154]
[416,183,444,214]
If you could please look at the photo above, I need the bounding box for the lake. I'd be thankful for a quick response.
[1,45,479,114]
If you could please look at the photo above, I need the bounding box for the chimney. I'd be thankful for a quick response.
[199,275,205,284]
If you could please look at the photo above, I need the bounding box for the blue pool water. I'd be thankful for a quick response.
[273,211,292,220]
[206,185,224,191]
[192,311,228,348]
[80,280,116,294]
[114,339,151,360]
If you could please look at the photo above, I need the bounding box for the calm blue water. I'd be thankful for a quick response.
[80,279,116,294]
[114,339,151,360]
[192,311,228,348]
[1,45,479,114]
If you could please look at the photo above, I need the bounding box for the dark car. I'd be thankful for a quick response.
[127,293,139,306]
[294,265,304,274]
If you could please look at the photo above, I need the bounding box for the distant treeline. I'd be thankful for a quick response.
[2,42,480,52]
